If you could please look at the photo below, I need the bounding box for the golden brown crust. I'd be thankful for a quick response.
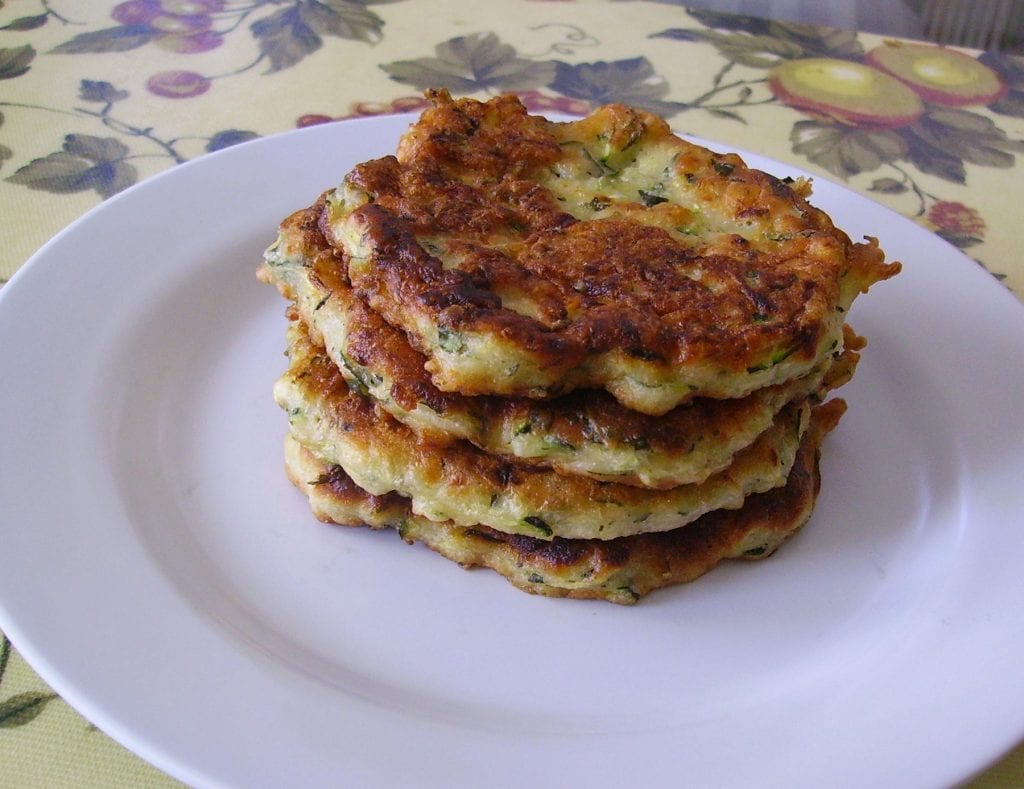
[274,320,811,541]
[259,90,889,603]
[283,399,843,604]
[319,91,900,412]
[262,203,857,488]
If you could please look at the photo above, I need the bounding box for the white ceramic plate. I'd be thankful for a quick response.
[2,114,1023,788]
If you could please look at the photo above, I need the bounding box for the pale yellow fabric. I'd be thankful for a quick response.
[0,1,1021,785]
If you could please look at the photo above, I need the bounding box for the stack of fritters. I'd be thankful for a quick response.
[258,91,899,604]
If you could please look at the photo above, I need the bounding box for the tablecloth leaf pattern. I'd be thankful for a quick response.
[381,31,558,93]
[1,2,1022,785]
[0,636,57,729]
[0,42,34,76]
[0,13,49,32]
[982,51,1024,117]
[4,73,259,197]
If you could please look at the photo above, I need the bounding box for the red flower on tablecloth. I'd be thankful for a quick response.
[926,201,986,237]
[918,199,994,261]
[919,198,1003,278]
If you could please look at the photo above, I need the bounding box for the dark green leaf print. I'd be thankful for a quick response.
[79,79,129,104]
[979,52,1024,119]
[51,25,156,54]
[705,107,745,122]
[7,153,134,197]
[765,21,863,59]
[0,13,48,32]
[0,109,7,168]
[0,44,34,79]
[62,134,130,162]
[252,6,323,73]
[911,108,1024,168]
[649,27,703,43]
[695,31,804,69]
[989,91,1024,119]
[654,13,862,63]
[839,128,908,170]
[789,120,906,179]
[304,0,384,44]
[1,637,58,729]
[0,691,58,728]
[7,135,137,198]
[381,32,556,93]
[868,177,907,194]
[551,57,683,116]
[8,152,94,192]
[726,35,804,68]
[0,634,9,683]
[252,1,385,73]
[936,229,983,250]
[678,9,766,33]
[206,129,260,152]
[896,108,1024,185]
[904,133,966,183]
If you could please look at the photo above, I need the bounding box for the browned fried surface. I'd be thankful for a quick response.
[283,399,844,604]
[259,90,890,602]
[261,203,859,488]
[274,320,810,541]
[319,90,900,411]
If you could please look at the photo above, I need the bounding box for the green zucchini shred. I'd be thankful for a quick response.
[523,515,553,537]
[437,328,466,354]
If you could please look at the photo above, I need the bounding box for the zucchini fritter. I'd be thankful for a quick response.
[274,321,811,541]
[259,91,897,603]
[261,203,856,488]
[320,90,899,414]
[282,399,844,604]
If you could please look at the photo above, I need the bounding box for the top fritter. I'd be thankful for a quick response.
[320,90,899,415]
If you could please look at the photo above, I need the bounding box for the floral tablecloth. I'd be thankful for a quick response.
[1,1,1022,785]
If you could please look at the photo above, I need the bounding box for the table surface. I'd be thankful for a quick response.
[0,1,1021,785]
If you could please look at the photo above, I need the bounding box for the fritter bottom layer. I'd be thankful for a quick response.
[282,399,844,604]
